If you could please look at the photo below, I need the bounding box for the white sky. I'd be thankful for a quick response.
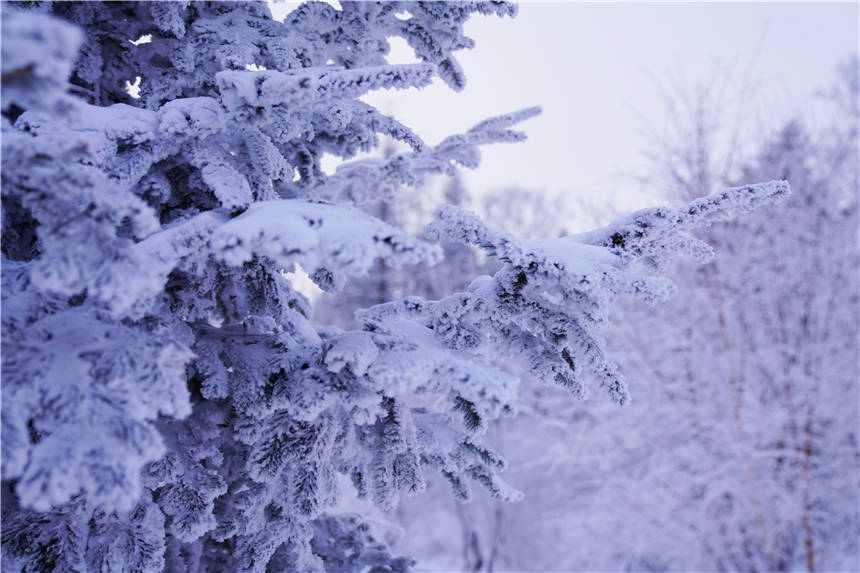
[273,1,858,211]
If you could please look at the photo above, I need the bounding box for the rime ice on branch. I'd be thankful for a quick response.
[0,2,787,572]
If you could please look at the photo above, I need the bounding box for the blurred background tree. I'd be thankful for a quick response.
[373,59,859,573]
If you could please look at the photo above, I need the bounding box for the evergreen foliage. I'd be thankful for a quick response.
[1,2,787,571]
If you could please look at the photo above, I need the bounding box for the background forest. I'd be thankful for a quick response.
[1,2,857,573]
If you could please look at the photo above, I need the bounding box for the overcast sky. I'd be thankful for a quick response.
[275,1,858,211]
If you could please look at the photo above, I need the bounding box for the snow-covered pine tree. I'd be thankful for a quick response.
[1,2,788,571]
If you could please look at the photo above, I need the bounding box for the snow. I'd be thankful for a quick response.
[3,3,846,573]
